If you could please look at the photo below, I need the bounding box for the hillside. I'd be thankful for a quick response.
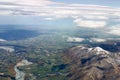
[64,46,120,80]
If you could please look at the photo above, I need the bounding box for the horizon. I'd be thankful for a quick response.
[0,0,120,38]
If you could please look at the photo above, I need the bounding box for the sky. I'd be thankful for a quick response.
[54,0,120,7]
[0,0,120,36]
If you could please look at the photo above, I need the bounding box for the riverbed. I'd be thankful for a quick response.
[15,59,32,80]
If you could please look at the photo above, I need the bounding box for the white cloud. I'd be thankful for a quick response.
[0,0,119,17]
[108,30,120,35]
[64,36,84,42]
[74,19,107,28]
[1,0,54,6]
[106,25,120,36]
[44,17,54,20]
[83,15,108,20]
[0,10,12,15]
[90,38,106,42]
[0,0,120,29]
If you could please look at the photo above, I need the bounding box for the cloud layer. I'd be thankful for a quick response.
[0,0,120,35]
[74,19,107,28]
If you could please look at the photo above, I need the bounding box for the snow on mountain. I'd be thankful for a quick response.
[65,45,120,80]
[92,47,109,54]
[75,46,109,55]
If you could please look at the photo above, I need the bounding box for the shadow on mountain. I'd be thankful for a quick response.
[64,46,120,80]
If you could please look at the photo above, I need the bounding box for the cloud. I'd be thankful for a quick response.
[0,0,120,29]
[67,37,84,42]
[63,36,84,42]
[74,19,107,28]
[44,17,55,20]
[106,25,120,36]
[82,15,108,20]
[90,38,106,42]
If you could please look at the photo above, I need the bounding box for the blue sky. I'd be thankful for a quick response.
[0,0,120,36]
[54,0,120,7]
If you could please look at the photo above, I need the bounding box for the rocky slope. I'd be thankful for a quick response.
[64,46,120,80]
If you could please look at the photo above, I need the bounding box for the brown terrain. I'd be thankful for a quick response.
[64,46,120,80]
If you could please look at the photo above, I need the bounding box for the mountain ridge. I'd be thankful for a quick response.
[64,45,120,80]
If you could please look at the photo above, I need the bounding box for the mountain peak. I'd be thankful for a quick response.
[94,47,104,51]
[92,47,109,55]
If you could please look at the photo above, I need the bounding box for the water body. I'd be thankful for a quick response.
[14,60,32,80]
[14,66,25,80]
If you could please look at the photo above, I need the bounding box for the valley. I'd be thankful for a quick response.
[0,25,120,80]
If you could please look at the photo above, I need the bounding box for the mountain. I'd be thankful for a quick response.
[64,46,120,80]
